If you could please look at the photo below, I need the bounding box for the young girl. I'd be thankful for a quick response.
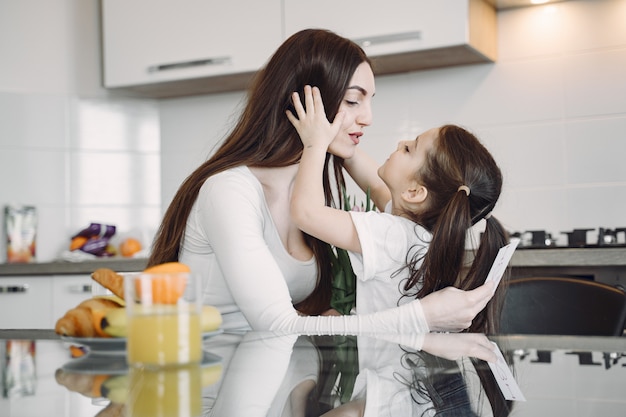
[288,85,508,334]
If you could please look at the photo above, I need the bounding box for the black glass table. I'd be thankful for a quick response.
[1,330,625,416]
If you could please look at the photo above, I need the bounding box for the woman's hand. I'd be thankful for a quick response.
[421,332,497,363]
[286,85,345,151]
[420,282,496,332]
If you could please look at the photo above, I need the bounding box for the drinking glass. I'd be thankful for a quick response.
[124,271,202,368]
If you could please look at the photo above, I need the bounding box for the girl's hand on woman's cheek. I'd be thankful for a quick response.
[286,86,345,150]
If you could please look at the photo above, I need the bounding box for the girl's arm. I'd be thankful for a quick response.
[199,170,429,334]
[199,166,493,335]
[342,147,391,212]
[288,85,362,254]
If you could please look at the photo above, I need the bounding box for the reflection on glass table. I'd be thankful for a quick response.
[0,331,624,417]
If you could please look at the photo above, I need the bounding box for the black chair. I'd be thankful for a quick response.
[499,277,626,336]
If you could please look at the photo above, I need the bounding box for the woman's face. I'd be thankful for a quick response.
[327,62,375,159]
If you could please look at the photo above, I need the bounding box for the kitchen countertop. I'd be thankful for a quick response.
[511,246,626,267]
[2,328,625,353]
[1,247,625,277]
[0,258,148,276]
[0,329,60,340]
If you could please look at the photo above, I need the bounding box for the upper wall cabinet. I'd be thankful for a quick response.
[101,0,496,98]
[101,0,283,97]
[284,0,496,75]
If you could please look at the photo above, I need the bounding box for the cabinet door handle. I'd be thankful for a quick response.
[68,284,93,294]
[0,284,29,293]
[353,31,422,47]
[148,56,231,73]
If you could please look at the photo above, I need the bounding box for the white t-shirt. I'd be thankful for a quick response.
[348,209,431,314]
[351,335,430,417]
[179,166,429,335]
[345,210,435,415]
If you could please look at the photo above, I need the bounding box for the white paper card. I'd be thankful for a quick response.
[485,238,520,288]
[489,341,526,401]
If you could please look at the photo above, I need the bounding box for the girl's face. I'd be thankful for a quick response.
[327,62,375,159]
[378,128,438,196]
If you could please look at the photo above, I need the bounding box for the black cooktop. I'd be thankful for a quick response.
[512,228,626,249]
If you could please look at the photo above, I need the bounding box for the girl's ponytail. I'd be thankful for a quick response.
[464,215,510,333]
[409,187,472,297]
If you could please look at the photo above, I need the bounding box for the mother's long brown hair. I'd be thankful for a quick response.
[148,29,370,315]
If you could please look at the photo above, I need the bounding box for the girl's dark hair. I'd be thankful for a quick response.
[404,124,508,334]
[400,349,512,417]
[148,29,370,315]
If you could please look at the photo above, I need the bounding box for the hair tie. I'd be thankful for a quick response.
[457,185,470,196]
[484,212,492,220]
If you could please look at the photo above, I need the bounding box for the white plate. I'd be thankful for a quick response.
[60,350,222,375]
[60,352,129,374]
[60,336,126,354]
[60,329,223,354]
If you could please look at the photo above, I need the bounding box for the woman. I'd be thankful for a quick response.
[148,29,495,334]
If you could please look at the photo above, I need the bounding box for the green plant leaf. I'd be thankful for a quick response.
[329,186,373,315]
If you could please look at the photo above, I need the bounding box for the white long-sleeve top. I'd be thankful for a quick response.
[179,166,429,335]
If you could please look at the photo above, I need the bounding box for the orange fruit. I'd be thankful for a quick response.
[70,236,88,251]
[143,262,190,274]
[135,262,191,304]
[120,238,142,257]
[69,345,87,358]
[135,273,188,305]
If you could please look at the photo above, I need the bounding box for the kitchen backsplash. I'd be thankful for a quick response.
[1,0,625,262]
[160,0,626,248]
[0,93,161,262]
[0,0,161,262]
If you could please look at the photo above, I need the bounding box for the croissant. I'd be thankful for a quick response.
[54,368,109,398]
[91,268,125,299]
[55,297,122,337]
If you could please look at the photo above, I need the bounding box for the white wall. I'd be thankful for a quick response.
[160,0,626,247]
[1,0,624,262]
[0,0,161,262]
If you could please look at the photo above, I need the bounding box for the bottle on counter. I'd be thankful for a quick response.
[4,205,37,263]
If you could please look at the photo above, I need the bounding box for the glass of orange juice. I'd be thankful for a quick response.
[124,271,202,368]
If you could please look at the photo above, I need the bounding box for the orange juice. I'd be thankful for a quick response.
[124,270,202,368]
[127,365,202,417]
[127,307,202,367]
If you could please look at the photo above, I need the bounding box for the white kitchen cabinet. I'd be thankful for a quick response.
[284,0,497,74]
[0,277,53,329]
[101,0,283,97]
[51,275,93,327]
[0,275,93,329]
[100,0,496,98]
